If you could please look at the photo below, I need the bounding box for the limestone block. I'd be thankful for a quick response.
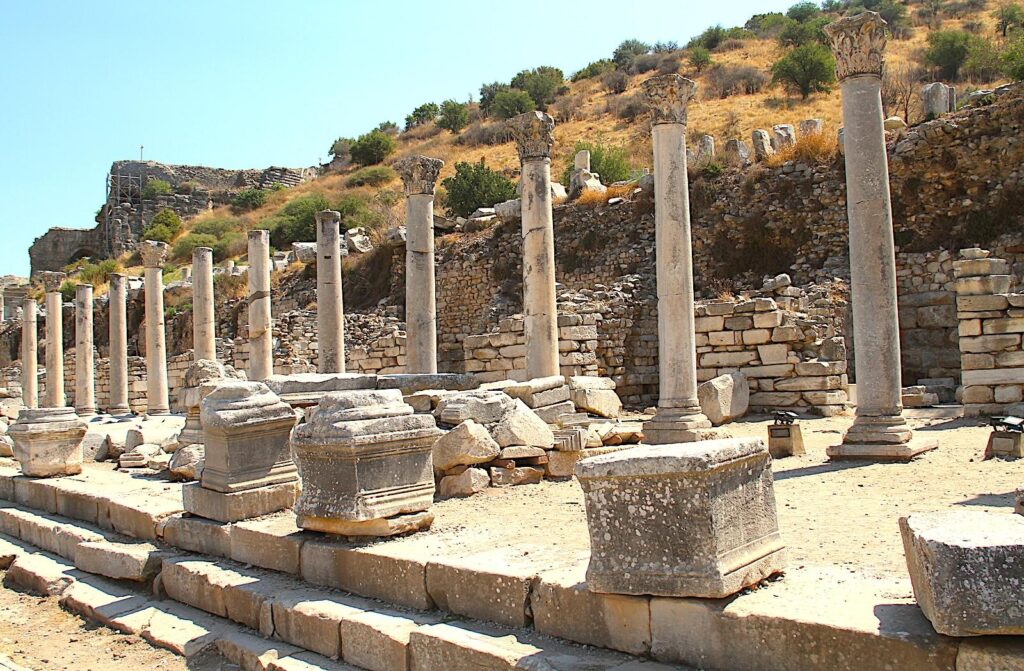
[490,400,554,448]
[749,391,801,407]
[74,541,162,582]
[544,450,583,478]
[957,639,1024,671]
[901,510,1024,636]
[570,388,622,419]
[956,276,1011,296]
[576,437,785,598]
[751,129,773,160]
[771,124,796,150]
[960,334,1021,353]
[697,372,749,426]
[436,391,515,425]
[432,420,500,473]
[757,344,789,365]
[794,360,846,376]
[439,468,490,498]
[958,295,1009,312]
[954,258,1010,278]
[962,369,1024,386]
[489,465,544,487]
[8,408,87,478]
[532,400,576,424]
[168,444,204,481]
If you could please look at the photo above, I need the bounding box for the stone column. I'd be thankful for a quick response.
[824,12,935,459]
[41,272,66,408]
[141,241,170,415]
[21,298,37,409]
[0,291,5,321]
[640,74,713,444]
[107,274,130,415]
[247,230,273,381]
[192,247,217,362]
[509,111,560,380]
[74,284,96,416]
[396,155,444,374]
[315,211,346,374]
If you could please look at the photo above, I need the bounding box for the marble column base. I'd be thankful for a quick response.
[827,414,937,461]
[296,510,434,537]
[183,481,298,523]
[643,407,720,445]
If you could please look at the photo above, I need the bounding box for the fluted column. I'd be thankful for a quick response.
[509,111,560,380]
[192,247,217,362]
[74,284,96,416]
[107,273,130,415]
[824,12,934,459]
[41,272,66,408]
[396,155,444,374]
[21,298,38,409]
[141,241,170,415]
[640,75,713,444]
[248,230,273,381]
[315,211,346,374]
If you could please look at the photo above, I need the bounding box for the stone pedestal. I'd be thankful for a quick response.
[509,111,560,380]
[396,156,444,374]
[21,298,37,409]
[107,274,130,415]
[192,247,217,362]
[986,430,1024,459]
[141,241,170,415]
[74,284,96,416]
[8,407,88,478]
[639,75,714,444]
[41,272,66,408]
[576,436,785,598]
[176,359,234,448]
[315,211,346,374]
[768,424,805,458]
[291,389,442,536]
[183,380,298,523]
[823,12,936,461]
[248,230,274,381]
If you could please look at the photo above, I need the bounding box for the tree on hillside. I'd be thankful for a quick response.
[350,129,396,166]
[479,82,511,114]
[923,30,974,79]
[510,67,564,108]
[785,1,820,23]
[491,89,535,120]
[778,15,830,47]
[328,137,354,163]
[688,47,712,73]
[404,102,439,130]
[440,160,517,218]
[996,2,1024,36]
[437,99,469,133]
[612,39,652,67]
[376,121,399,136]
[771,44,835,99]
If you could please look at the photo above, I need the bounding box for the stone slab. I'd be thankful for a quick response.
[826,436,938,461]
[73,540,163,582]
[231,513,309,574]
[957,639,1024,671]
[297,511,433,538]
[217,629,303,671]
[4,551,75,596]
[272,590,357,659]
[183,481,298,524]
[160,514,232,558]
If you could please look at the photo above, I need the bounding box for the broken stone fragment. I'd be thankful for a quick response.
[169,443,205,481]
[439,467,489,498]
[431,420,500,472]
[490,400,555,449]
[490,465,544,487]
[697,371,750,426]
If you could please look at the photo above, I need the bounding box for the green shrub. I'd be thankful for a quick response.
[345,166,395,187]
[688,25,727,50]
[350,129,397,166]
[143,208,183,243]
[59,280,77,303]
[440,160,516,218]
[571,59,615,81]
[707,64,770,98]
[405,102,439,129]
[1002,32,1024,79]
[771,44,836,99]
[996,2,1024,36]
[688,47,712,73]
[786,1,820,22]
[479,82,511,114]
[336,194,384,231]
[172,233,219,261]
[263,193,331,248]
[746,12,790,37]
[964,38,1004,81]
[491,89,535,120]
[602,70,630,94]
[613,39,652,67]
[231,188,268,212]
[437,99,470,133]
[923,30,975,80]
[510,67,564,108]
[70,258,122,286]
[214,231,246,261]
[778,15,830,47]
[141,178,172,200]
[560,141,633,187]
[377,121,399,135]
[192,216,243,237]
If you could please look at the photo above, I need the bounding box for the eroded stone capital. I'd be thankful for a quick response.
[316,209,341,227]
[139,240,170,268]
[508,111,555,161]
[40,272,66,293]
[642,74,698,126]
[824,11,887,81]
[395,155,444,195]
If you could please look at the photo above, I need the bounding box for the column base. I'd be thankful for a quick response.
[183,481,298,523]
[643,407,722,445]
[296,511,434,537]
[827,414,938,461]
[75,408,97,418]
[106,406,132,417]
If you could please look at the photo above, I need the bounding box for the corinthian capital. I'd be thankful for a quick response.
[139,240,169,268]
[40,271,66,293]
[642,74,698,126]
[824,11,887,81]
[508,111,555,161]
[394,155,444,195]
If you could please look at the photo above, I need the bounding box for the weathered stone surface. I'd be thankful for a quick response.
[577,437,785,597]
[901,510,1024,636]
[489,466,544,487]
[73,541,162,582]
[182,481,298,524]
[432,420,499,472]
[490,400,554,449]
[8,408,87,478]
[168,443,204,481]
[697,372,750,426]
[570,388,622,419]
[439,468,490,498]
[161,514,231,558]
[437,391,516,425]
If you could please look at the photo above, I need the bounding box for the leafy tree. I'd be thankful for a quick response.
[786,1,820,22]
[440,160,516,218]
[263,193,331,247]
[141,179,172,200]
[345,166,395,187]
[172,233,219,261]
[771,43,836,99]
[404,102,439,129]
[491,89,535,120]
[877,0,909,29]
[329,137,353,162]
[778,15,830,47]
[923,30,974,79]
[231,188,268,212]
[688,47,712,73]
[59,280,77,304]
[964,38,1003,81]
[571,59,615,81]
[510,66,564,108]
[653,40,679,53]
[746,12,789,35]
[349,129,397,166]
[376,121,400,135]
[996,2,1024,36]
[1002,32,1024,79]
[142,208,183,243]
[612,39,652,67]
[437,99,470,133]
[688,25,727,50]
[559,141,633,187]
[479,82,511,114]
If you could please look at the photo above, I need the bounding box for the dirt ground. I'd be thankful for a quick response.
[0,580,227,671]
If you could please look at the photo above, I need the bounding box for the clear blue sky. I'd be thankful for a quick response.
[0,0,795,277]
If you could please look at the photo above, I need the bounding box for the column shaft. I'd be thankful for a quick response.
[108,274,130,414]
[145,266,170,414]
[44,291,65,407]
[316,213,346,373]
[521,158,560,379]
[248,231,273,380]
[21,299,37,409]
[406,194,437,374]
[74,284,96,415]
[193,247,217,361]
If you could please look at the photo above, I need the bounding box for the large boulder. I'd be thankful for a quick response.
[345,227,373,254]
[697,372,750,426]
[432,420,500,472]
[491,399,554,449]
[291,242,317,264]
